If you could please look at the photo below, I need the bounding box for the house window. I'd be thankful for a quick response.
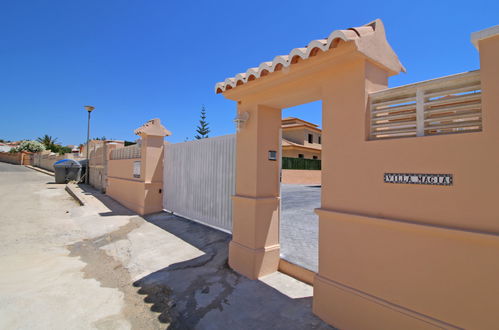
[318,136,321,144]
[313,156,318,160]
[298,154,304,158]
[308,134,313,143]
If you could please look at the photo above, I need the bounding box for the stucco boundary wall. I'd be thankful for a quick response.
[106,119,170,215]
[215,20,499,329]
[311,28,499,329]
[281,169,321,185]
[32,151,84,172]
[0,151,32,165]
[88,140,124,192]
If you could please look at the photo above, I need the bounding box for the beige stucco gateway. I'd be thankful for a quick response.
[216,19,499,329]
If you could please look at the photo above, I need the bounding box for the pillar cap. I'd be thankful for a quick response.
[471,25,499,50]
[134,118,172,137]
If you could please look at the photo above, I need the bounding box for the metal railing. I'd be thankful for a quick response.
[369,71,481,140]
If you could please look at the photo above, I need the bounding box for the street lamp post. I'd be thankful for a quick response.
[84,105,95,184]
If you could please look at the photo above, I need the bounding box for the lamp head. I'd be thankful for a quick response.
[233,111,250,132]
[84,105,95,112]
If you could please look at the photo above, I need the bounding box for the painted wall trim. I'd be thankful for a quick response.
[278,259,315,285]
[315,207,499,237]
[314,275,461,329]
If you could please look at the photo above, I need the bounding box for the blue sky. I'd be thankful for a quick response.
[1,0,497,145]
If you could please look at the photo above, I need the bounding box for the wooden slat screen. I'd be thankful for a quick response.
[369,71,481,140]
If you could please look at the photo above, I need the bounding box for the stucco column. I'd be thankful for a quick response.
[314,60,392,327]
[229,104,282,279]
[134,119,171,215]
[473,27,499,135]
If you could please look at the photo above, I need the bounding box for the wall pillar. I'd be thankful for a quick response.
[135,119,171,215]
[107,119,170,215]
[313,60,411,328]
[101,141,123,192]
[229,104,282,279]
[473,26,499,135]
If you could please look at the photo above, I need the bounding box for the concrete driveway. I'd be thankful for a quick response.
[280,184,321,272]
[0,163,332,329]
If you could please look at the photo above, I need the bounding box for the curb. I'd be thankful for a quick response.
[65,184,85,206]
[278,259,316,285]
[25,165,54,177]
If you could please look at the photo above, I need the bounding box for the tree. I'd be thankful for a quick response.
[36,134,75,155]
[11,140,45,153]
[48,144,72,155]
[37,135,58,149]
[195,105,210,139]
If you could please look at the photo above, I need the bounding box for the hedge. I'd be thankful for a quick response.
[281,157,321,170]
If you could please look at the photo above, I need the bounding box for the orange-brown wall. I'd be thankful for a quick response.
[220,25,499,329]
[229,104,282,279]
[106,135,164,215]
[281,169,321,185]
[0,152,32,165]
[313,39,499,328]
[107,159,145,213]
[107,158,164,215]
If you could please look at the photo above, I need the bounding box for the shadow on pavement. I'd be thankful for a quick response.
[71,182,332,329]
[76,184,135,216]
[133,213,333,330]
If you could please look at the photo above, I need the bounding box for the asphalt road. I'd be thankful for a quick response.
[0,163,332,329]
[0,162,161,329]
[280,184,320,272]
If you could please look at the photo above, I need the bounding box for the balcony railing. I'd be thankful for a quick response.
[368,70,481,140]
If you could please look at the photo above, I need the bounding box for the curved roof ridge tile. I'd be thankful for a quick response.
[215,19,403,93]
[305,39,328,57]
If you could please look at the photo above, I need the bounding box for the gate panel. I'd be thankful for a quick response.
[163,135,235,232]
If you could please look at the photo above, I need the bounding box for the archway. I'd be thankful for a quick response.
[216,19,404,327]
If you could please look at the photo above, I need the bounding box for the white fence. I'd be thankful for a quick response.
[369,70,481,140]
[163,135,236,232]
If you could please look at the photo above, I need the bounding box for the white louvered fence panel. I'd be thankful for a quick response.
[369,71,481,140]
[163,135,236,233]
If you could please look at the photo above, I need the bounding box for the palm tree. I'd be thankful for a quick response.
[37,135,58,148]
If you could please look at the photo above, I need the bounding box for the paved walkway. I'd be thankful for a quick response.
[0,163,332,329]
[280,184,321,272]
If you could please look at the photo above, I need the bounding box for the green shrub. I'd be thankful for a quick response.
[12,140,45,153]
[282,157,321,170]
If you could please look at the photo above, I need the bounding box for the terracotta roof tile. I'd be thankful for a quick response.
[215,19,405,94]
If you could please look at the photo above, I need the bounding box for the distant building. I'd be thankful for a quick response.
[281,117,321,160]
[66,145,80,153]
[80,139,125,157]
[0,143,12,153]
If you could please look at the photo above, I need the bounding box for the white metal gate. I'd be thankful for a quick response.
[163,134,236,232]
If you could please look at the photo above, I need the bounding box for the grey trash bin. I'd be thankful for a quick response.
[53,159,82,184]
